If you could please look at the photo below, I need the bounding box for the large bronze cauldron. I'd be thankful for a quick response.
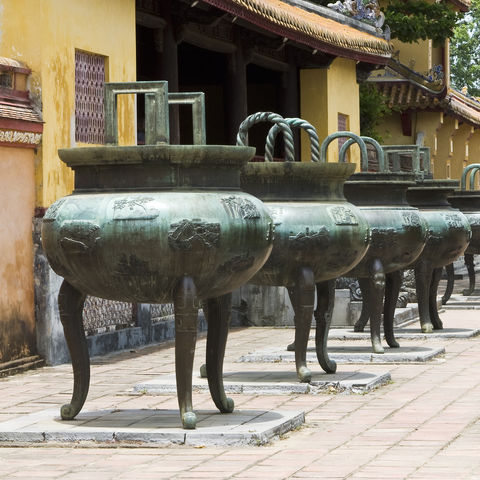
[445,164,480,297]
[338,138,427,352]
[393,179,471,337]
[41,83,273,429]
[238,114,370,377]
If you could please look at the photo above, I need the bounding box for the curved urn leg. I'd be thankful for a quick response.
[203,293,234,414]
[360,259,386,354]
[430,267,443,330]
[173,276,199,429]
[287,268,315,382]
[463,254,476,296]
[314,279,337,374]
[414,261,434,333]
[57,280,89,420]
[286,287,297,353]
[442,263,454,304]
[383,270,403,348]
[353,282,370,333]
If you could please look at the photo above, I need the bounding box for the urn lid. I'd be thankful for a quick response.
[344,172,416,206]
[407,179,459,208]
[346,171,416,186]
[448,190,480,211]
[241,161,355,201]
[60,145,256,192]
[61,81,258,191]
[408,179,459,192]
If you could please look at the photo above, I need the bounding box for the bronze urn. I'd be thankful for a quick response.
[399,178,471,336]
[445,164,480,296]
[237,114,371,377]
[338,137,428,352]
[41,82,274,429]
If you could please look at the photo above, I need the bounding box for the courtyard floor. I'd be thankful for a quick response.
[0,302,479,479]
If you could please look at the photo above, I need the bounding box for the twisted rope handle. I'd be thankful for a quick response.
[265,118,320,162]
[338,136,386,172]
[236,112,295,162]
[469,167,480,190]
[461,163,480,190]
[320,132,368,169]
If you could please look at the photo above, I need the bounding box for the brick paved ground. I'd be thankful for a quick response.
[0,306,479,479]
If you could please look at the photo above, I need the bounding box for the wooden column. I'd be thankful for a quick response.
[280,47,300,158]
[225,41,248,145]
[157,0,180,144]
[280,48,299,119]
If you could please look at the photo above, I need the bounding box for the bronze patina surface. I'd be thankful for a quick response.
[41,82,273,429]
[344,171,427,352]
[402,179,471,335]
[338,138,427,353]
[445,164,480,297]
[239,115,370,378]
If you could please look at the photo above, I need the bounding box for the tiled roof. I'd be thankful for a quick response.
[449,0,471,12]
[445,88,480,127]
[0,56,31,74]
[201,0,392,62]
[0,57,26,69]
[368,62,480,127]
[0,103,42,123]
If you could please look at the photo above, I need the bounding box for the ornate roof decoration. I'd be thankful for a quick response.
[0,56,30,74]
[327,0,385,29]
[368,59,480,127]
[0,103,42,124]
[201,0,393,63]
[0,57,43,148]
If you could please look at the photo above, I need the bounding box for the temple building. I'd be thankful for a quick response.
[0,0,393,368]
[136,0,392,164]
[368,0,480,180]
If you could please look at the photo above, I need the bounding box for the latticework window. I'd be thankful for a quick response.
[75,50,105,144]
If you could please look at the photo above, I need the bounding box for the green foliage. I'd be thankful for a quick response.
[382,0,460,46]
[359,83,394,142]
[450,0,480,97]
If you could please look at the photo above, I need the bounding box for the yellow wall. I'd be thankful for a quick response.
[0,0,136,208]
[415,111,443,176]
[397,39,431,73]
[0,146,36,363]
[468,129,480,166]
[451,122,473,180]
[379,112,414,145]
[300,57,360,167]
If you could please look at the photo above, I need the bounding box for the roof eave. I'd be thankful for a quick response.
[200,0,392,64]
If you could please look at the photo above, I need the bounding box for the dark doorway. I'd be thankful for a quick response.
[247,63,284,159]
[178,43,228,145]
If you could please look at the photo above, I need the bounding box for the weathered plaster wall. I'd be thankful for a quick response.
[395,39,432,73]
[451,122,473,180]
[0,0,137,208]
[300,57,360,167]
[378,112,414,146]
[0,146,36,363]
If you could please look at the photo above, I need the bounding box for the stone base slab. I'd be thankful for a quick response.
[134,370,391,396]
[329,326,480,340]
[0,407,304,447]
[443,294,480,309]
[238,345,445,364]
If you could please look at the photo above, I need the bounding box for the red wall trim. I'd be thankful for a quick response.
[0,118,43,133]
